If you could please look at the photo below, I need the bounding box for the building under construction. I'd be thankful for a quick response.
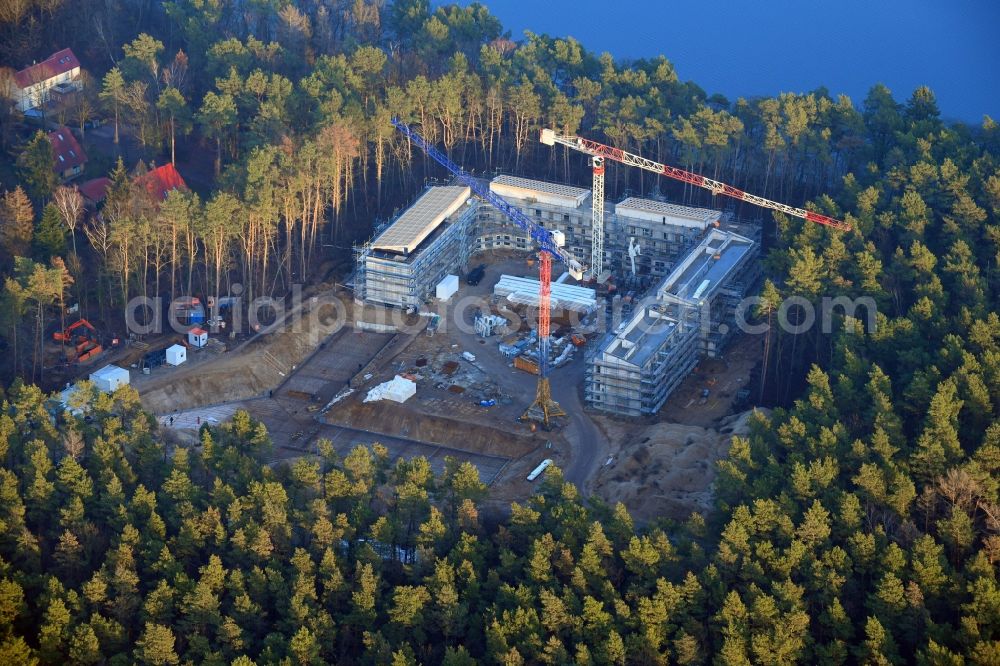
[478,175,724,283]
[356,175,734,305]
[354,186,477,308]
[586,228,758,417]
[354,174,759,417]
[612,197,722,278]
[476,175,593,264]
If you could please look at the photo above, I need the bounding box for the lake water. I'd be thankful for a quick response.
[442,0,999,123]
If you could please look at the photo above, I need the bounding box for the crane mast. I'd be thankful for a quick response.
[392,118,581,427]
[540,129,851,232]
[590,156,606,281]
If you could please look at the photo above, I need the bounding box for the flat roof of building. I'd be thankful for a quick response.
[373,186,471,254]
[615,197,721,228]
[605,306,679,368]
[490,175,590,208]
[657,229,754,302]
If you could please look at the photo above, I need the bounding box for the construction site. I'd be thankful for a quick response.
[59,122,851,521]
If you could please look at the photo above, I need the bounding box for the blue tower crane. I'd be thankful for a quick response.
[392,117,584,426]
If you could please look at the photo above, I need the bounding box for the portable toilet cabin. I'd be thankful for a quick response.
[90,364,130,393]
[187,327,208,348]
[165,343,187,366]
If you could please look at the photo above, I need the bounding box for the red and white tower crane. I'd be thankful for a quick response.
[540,129,851,266]
[393,118,583,427]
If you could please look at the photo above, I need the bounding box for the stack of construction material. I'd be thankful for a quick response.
[499,332,535,358]
[363,375,417,403]
[475,313,508,337]
[493,275,596,313]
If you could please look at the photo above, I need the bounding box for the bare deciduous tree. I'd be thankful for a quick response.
[52,185,84,258]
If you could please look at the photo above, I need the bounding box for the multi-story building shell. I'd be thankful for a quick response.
[586,228,758,416]
[354,186,476,309]
[355,175,759,417]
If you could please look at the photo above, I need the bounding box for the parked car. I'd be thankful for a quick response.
[466,264,486,285]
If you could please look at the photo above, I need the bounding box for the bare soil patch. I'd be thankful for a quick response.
[659,332,763,427]
[136,293,357,414]
[325,395,545,459]
[591,409,768,523]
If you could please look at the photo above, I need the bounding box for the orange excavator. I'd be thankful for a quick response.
[53,319,103,364]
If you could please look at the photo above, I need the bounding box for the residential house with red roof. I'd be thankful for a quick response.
[73,163,188,211]
[48,126,87,180]
[137,163,188,202]
[78,177,110,207]
[13,48,82,112]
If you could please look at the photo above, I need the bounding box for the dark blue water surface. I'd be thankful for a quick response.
[443,0,999,123]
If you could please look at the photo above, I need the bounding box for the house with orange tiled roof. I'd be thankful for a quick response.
[136,163,188,202]
[48,126,87,180]
[74,163,188,211]
[13,48,82,112]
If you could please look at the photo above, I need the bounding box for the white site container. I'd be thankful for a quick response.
[187,327,208,348]
[165,343,187,366]
[462,351,476,362]
[436,274,459,301]
[90,364,129,393]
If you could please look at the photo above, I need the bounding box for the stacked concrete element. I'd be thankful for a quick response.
[586,228,758,417]
[355,186,477,308]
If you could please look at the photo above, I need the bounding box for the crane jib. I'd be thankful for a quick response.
[554,129,851,232]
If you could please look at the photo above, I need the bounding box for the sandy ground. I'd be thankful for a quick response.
[134,290,383,413]
[660,332,762,427]
[592,408,768,523]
